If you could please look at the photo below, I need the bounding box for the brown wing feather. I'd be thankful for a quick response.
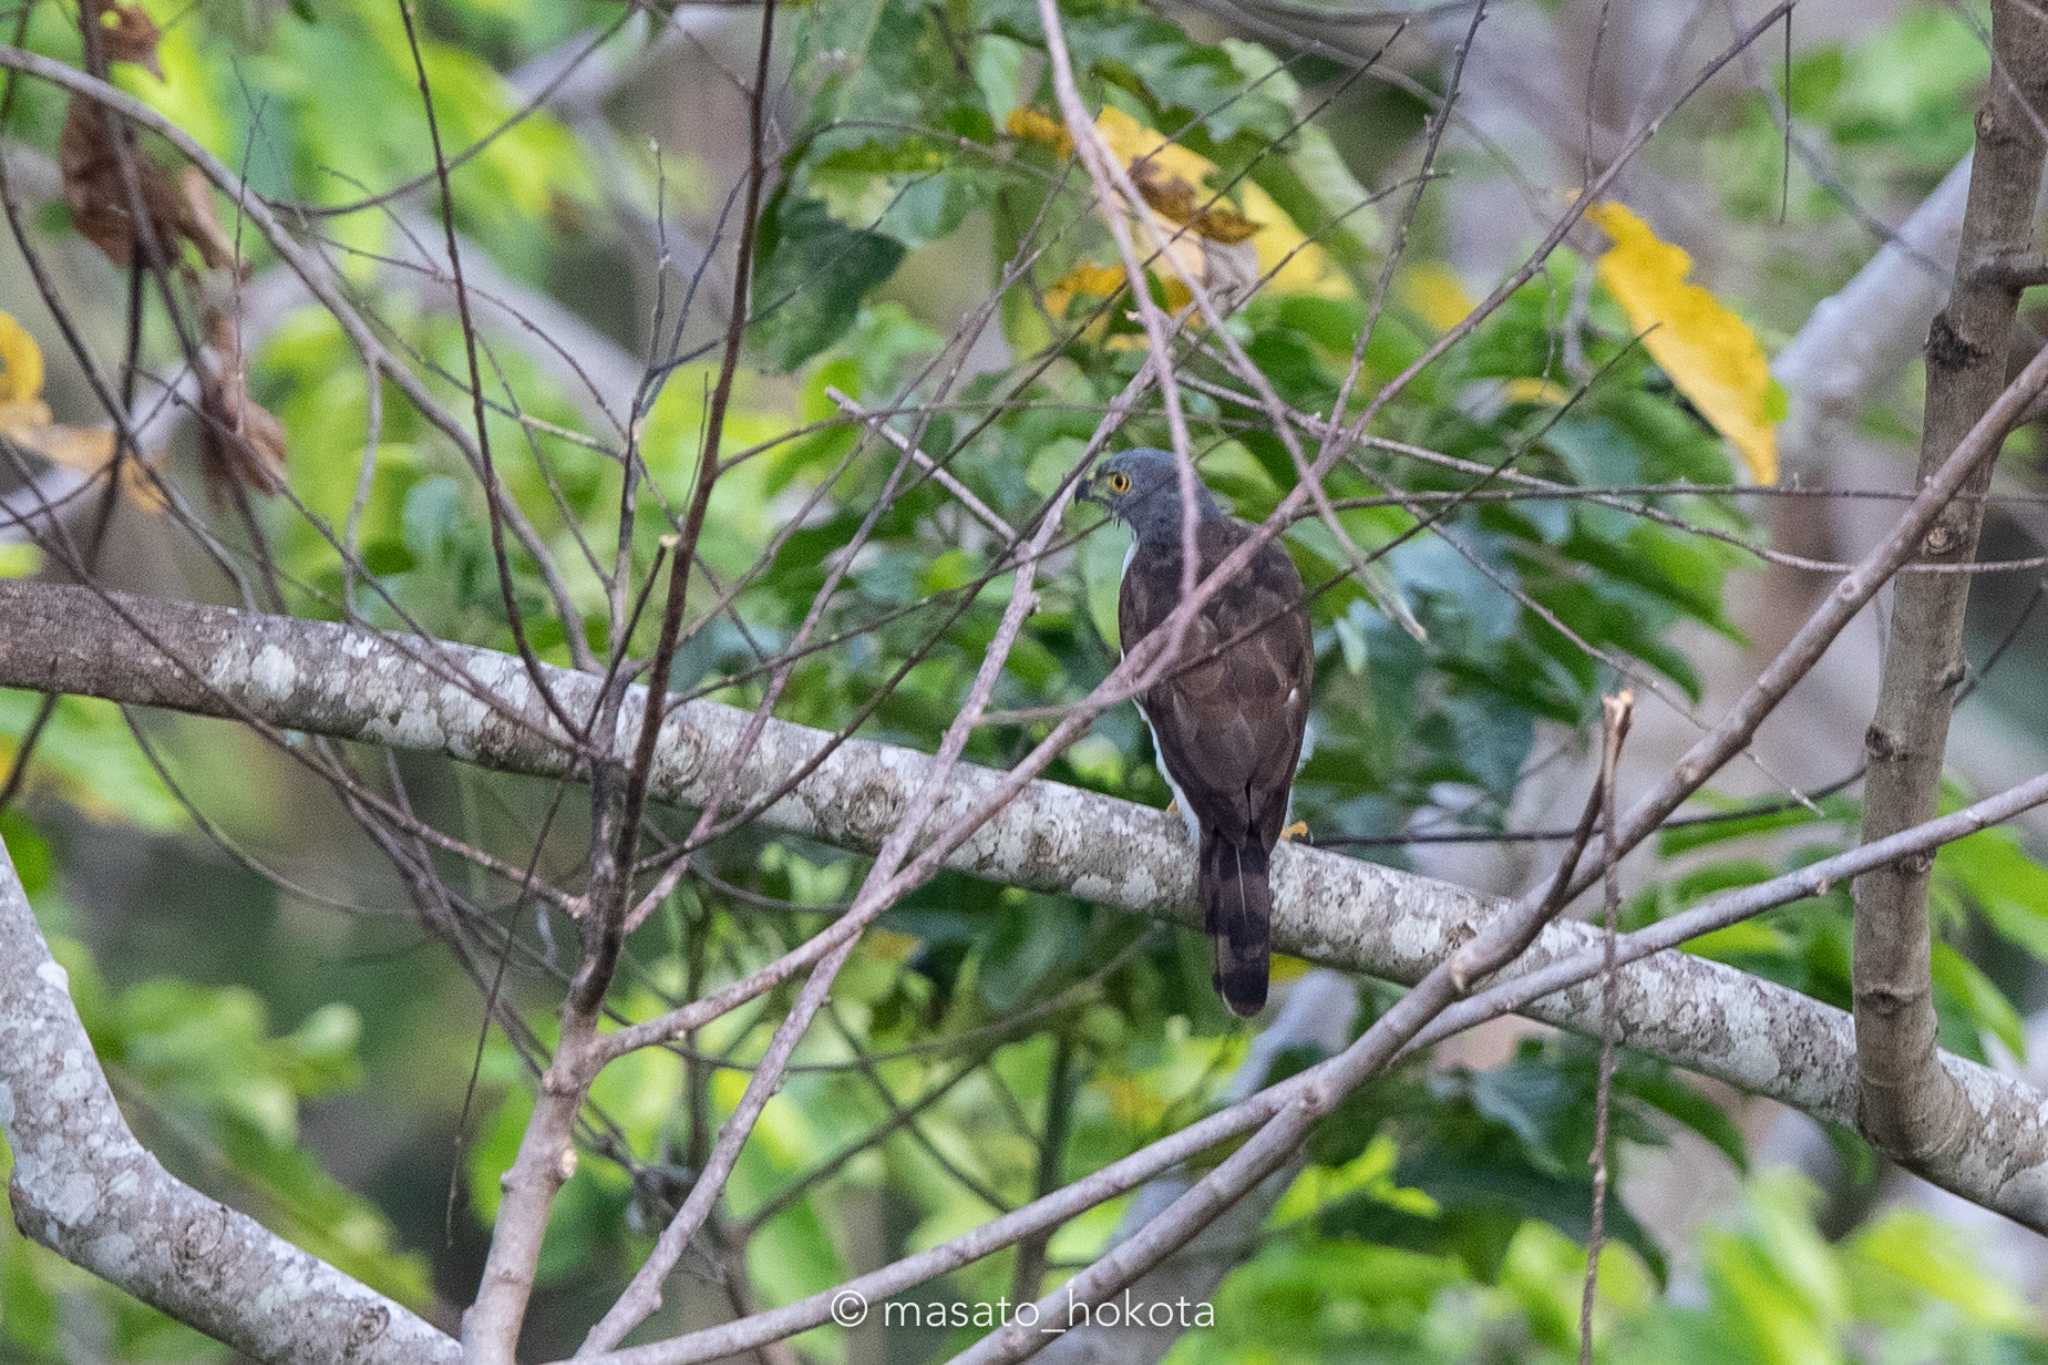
[1121,517,1311,1016]
[1120,518,1313,844]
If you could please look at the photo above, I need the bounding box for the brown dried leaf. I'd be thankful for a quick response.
[1130,159,1199,223]
[59,98,240,273]
[1188,203,1260,245]
[2,409,164,512]
[60,94,167,267]
[197,309,287,496]
[0,306,162,508]
[198,383,288,495]
[173,166,239,273]
[0,397,53,432]
[19,421,115,472]
[1129,159,1261,244]
[89,0,164,78]
[60,95,136,266]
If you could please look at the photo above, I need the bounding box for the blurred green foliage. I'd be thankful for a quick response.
[3,1,2048,1362]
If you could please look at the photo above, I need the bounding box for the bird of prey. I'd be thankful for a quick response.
[1080,449,1314,1016]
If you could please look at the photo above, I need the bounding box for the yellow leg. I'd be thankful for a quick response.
[1165,798,1180,818]
[1280,820,1309,843]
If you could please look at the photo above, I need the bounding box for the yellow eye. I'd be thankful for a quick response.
[1108,472,1131,494]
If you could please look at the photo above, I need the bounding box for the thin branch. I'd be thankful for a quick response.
[1561,312,2048,906]
[578,379,1090,1356]
[564,758,2048,1365]
[1409,763,2048,1059]
[830,387,1016,540]
[0,43,594,681]
[1578,692,1632,1365]
[1971,247,2048,288]
[398,1,587,733]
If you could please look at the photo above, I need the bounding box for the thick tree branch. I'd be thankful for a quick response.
[0,835,458,1363]
[7,581,2048,1230]
[1853,0,2048,1163]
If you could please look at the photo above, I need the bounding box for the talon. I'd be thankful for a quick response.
[1166,798,1181,818]
[1280,820,1309,843]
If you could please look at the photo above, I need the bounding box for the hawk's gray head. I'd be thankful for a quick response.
[1078,448,1223,545]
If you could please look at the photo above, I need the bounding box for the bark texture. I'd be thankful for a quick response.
[5,581,2048,1229]
[0,838,459,1364]
[1853,0,2048,1162]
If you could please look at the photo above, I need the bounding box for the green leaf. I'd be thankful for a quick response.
[1616,1064,1749,1172]
[973,33,1028,118]
[1932,942,2025,1062]
[1936,824,2048,961]
[1657,790,1856,856]
[1383,1145,1667,1283]
[975,901,1083,1012]
[0,812,52,897]
[0,694,188,831]
[751,194,907,371]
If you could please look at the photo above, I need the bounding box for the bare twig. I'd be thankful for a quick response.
[398,1,588,729]
[1035,0,1204,625]
[829,387,1016,539]
[1971,247,2048,288]
[462,4,781,1353]
[1578,692,1633,1365]
[564,755,2048,1365]
[0,43,594,683]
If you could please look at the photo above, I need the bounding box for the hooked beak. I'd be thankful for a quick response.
[1076,470,1107,509]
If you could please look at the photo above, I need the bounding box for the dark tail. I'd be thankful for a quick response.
[1200,835,1271,1017]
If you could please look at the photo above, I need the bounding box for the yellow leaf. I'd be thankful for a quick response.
[1099,1075,1167,1128]
[1095,107,1345,299]
[1045,262,1130,320]
[1268,953,1311,984]
[1006,107,1073,158]
[0,543,42,578]
[0,310,45,405]
[11,422,163,511]
[1587,201,1778,484]
[23,423,116,472]
[0,312,162,510]
[1500,377,1574,406]
[0,397,53,436]
[862,929,921,964]
[1397,262,1476,332]
[1043,262,1193,349]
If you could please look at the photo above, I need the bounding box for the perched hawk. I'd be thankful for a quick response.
[1081,449,1314,1016]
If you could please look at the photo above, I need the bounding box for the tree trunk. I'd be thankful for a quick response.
[1852,0,2048,1161]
